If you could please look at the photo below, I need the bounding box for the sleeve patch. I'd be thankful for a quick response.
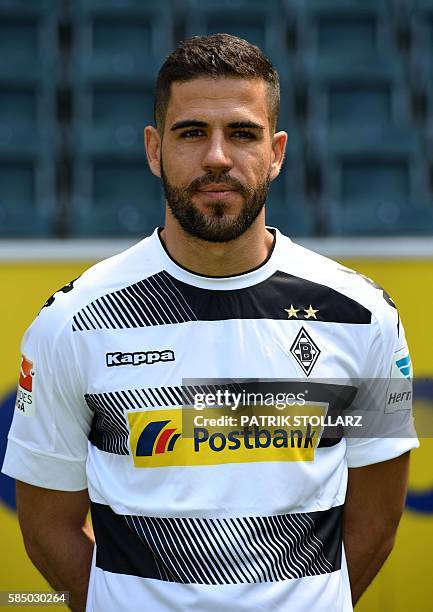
[385,347,412,413]
[15,354,36,417]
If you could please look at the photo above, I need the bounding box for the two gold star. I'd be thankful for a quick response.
[304,305,319,319]
[284,304,299,318]
[284,304,319,319]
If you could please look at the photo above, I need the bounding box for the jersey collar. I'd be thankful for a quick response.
[152,226,287,290]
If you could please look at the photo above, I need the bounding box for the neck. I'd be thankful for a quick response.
[159,209,275,277]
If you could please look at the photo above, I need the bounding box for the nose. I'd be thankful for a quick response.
[201,131,233,173]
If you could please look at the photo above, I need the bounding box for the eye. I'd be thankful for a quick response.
[232,130,256,140]
[179,129,205,138]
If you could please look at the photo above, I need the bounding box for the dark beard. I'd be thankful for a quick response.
[160,161,271,243]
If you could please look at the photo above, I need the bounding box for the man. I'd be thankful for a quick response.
[2,34,418,611]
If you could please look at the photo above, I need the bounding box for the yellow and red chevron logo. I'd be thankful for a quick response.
[134,419,181,457]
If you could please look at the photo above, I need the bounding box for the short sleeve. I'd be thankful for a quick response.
[345,305,419,468]
[1,310,93,490]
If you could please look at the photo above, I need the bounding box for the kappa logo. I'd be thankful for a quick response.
[136,420,181,456]
[290,327,320,376]
[106,349,175,367]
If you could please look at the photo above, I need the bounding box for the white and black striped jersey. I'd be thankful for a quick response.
[2,228,418,612]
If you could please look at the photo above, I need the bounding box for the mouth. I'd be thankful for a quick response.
[195,184,239,200]
[198,184,237,193]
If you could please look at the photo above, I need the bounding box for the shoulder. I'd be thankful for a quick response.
[276,233,400,332]
[26,232,162,345]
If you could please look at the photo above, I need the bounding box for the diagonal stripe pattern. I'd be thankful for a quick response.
[72,270,198,331]
[85,380,342,455]
[97,506,339,584]
[85,391,131,455]
[85,383,227,455]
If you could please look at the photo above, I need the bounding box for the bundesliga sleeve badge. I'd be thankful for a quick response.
[15,354,36,416]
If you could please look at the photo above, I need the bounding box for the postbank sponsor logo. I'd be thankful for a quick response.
[128,404,327,468]
[15,354,35,416]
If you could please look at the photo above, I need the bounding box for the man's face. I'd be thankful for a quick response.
[148,77,285,242]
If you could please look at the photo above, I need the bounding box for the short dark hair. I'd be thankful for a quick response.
[154,33,280,132]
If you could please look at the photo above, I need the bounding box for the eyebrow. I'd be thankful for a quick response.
[170,119,265,131]
[170,120,207,131]
[228,121,265,130]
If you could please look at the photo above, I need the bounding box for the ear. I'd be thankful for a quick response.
[144,125,161,178]
[269,130,288,181]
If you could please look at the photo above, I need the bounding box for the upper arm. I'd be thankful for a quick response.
[16,481,91,546]
[344,451,410,535]
[345,297,418,468]
[2,309,92,491]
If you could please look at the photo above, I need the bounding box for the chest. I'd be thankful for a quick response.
[75,318,370,395]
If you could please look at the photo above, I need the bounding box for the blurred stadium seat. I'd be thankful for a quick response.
[411,0,433,58]
[71,0,172,80]
[410,0,433,171]
[72,156,163,237]
[320,127,433,235]
[267,126,316,236]
[305,57,410,133]
[184,0,287,66]
[0,0,59,237]
[69,0,171,236]
[292,0,393,68]
[0,157,55,237]
[0,0,432,238]
[286,0,433,235]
